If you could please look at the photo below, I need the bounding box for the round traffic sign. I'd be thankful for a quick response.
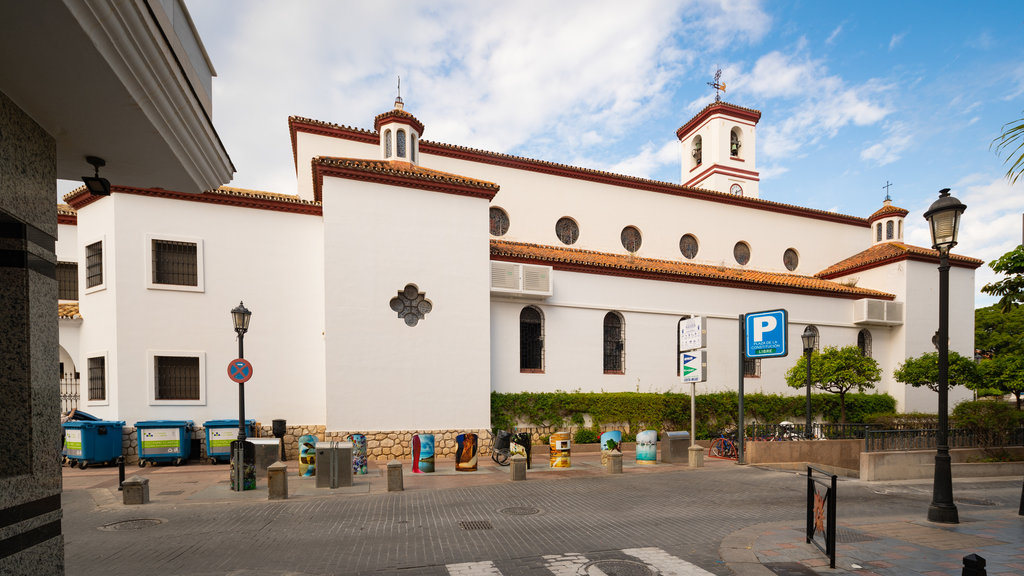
[227,358,253,383]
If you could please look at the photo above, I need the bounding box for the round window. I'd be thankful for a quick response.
[621,226,642,252]
[555,217,579,245]
[733,242,750,265]
[783,248,799,271]
[489,207,509,236]
[679,234,699,259]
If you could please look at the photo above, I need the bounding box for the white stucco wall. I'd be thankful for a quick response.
[321,177,491,431]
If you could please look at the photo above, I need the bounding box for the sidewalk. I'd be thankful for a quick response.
[61,451,1024,575]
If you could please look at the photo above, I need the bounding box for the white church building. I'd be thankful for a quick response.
[57,97,982,458]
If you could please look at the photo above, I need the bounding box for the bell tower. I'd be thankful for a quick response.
[374,79,424,165]
[676,101,761,198]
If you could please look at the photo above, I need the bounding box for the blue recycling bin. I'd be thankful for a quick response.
[62,420,124,469]
[135,420,194,467]
[203,419,256,463]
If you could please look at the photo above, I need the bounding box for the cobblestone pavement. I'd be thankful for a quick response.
[60,453,1023,575]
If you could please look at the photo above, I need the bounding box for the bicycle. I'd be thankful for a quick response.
[490,430,531,466]
[709,433,738,459]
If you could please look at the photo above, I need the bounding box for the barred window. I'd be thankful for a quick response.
[155,356,201,400]
[876,223,882,242]
[57,262,78,300]
[603,311,625,373]
[886,221,894,240]
[858,329,872,357]
[743,357,760,378]
[385,130,392,158]
[153,239,198,286]
[88,356,105,401]
[520,306,544,372]
[397,129,407,158]
[86,241,103,288]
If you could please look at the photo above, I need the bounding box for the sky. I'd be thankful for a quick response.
[59,1,1024,308]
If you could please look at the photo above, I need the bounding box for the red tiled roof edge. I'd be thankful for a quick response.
[64,185,323,216]
[312,157,499,202]
[58,302,81,319]
[57,204,77,225]
[491,240,894,300]
[373,108,425,135]
[817,242,984,279]
[675,101,763,139]
[289,115,869,228]
[867,204,909,222]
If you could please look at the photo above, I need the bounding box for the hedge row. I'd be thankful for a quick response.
[491,391,896,439]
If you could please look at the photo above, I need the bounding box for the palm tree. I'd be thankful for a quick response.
[993,112,1024,184]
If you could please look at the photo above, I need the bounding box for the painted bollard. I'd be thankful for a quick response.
[413,434,434,473]
[346,433,368,475]
[298,434,318,477]
[636,430,657,465]
[549,432,571,468]
[600,430,622,466]
[511,432,532,469]
[456,433,478,472]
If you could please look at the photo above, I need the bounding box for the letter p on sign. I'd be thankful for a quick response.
[753,316,777,341]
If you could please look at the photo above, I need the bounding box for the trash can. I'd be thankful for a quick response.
[455,433,478,472]
[315,441,353,489]
[600,430,623,465]
[549,431,571,468]
[636,430,658,465]
[135,420,194,467]
[62,420,124,469]
[413,433,434,473]
[249,437,282,477]
[203,419,256,463]
[661,431,690,463]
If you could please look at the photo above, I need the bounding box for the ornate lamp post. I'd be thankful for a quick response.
[923,188,966,524]
[801,327,818,439]
[230,301,252,492]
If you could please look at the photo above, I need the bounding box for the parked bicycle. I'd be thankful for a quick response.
[709,432,738,459]
[490,430,531,466]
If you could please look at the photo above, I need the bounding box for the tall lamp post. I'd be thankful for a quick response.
[231,302,252,441]
[801,327,817,439]
[923,188,965,524]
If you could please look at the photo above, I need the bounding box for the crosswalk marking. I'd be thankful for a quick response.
[445,547,715,575]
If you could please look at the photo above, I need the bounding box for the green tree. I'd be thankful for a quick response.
[975,304,1024,409]
[892,351,982,393]
[981,245,1024,313]
[992,111,1024,184]
[785,345,881,423]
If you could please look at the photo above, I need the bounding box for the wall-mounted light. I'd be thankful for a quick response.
[82,156,111,196]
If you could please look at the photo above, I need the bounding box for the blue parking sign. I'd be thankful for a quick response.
[745,309,788,358]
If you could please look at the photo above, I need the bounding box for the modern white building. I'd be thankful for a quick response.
[57,97,982,459]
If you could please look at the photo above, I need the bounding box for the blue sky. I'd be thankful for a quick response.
[62,1,1024,307]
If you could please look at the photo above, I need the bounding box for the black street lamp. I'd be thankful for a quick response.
[801,327,818,439]
[231,301,252,441]
[923,188,966,524]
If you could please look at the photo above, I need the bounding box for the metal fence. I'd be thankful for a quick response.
[746,422,877,441]
[864,427,1024,452]
[60,373,80,413]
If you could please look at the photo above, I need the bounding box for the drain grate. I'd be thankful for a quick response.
[795,526,879,544]
[157,490,184,496]
[499,506,540,516]
[458,520,493,531]
[99,518,164,531]
[583,560,657,576]
[956,497,996,506]
[764,562,820,576]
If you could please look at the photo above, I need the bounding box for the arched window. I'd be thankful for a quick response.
[603,312,625,374]
[876,223,882,242]
[898,220,902,239]
[397,129,407,158]
[411,133,417,163]
[730,128,741,157]
[692,136,702,166]
[520,306,544,372]
[385,130,393,158]
[858,329,872,357]
[886,221,894,240]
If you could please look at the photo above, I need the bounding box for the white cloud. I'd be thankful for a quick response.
[826,24,843,45]
[860,122,913,166]
[888,32,906,51]
[601,139,680,179]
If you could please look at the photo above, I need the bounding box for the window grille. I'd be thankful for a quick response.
[490,207,510,236]
[397,129,407,157]
[155,356,201,400]
[57,262,78,300]
[153,240,198,286]
[520,306,544,371]
[385,130,392,157]
[86,242,103,288]
[858,329,872,357]
[886,221,894,240]
[743,357,760,378]
[620,226,642,253]
[876,224,882,242]
[680,234,699,259]
[88,356,105,401]
[734,242,750,265]
[603,312,624,373]
[555,217,579,245]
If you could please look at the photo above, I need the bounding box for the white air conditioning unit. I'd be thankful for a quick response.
[853,299,903,326]
[490,261,552,298]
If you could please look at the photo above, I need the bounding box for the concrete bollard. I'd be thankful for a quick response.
[688,445,705,469]
[510,455,526,481]
[962,554,986,576]
[268,461,288,500]
[387,460,403,492]
[122,476,149,505]
[606,451,622,474]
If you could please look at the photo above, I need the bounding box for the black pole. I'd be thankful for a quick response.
[117,456,125,491]
[237,332,246,441]
[805,348,813,439]
[928,250,958,523]
[737,314,744,464]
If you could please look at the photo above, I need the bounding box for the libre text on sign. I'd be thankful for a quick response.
[745,309,788,358]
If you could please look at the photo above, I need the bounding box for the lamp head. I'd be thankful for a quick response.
[923,188,966,254]
[231,301,252,334]
[801,326,817,353]
[82,156,111,196]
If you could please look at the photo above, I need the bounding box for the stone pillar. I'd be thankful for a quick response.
[689,446,705,469]
[0,89,63,575]
[387,460,403,492]
[122,477,150,505]
[510,455,526,481]
[606,451,623,474]
[267,462,288,500]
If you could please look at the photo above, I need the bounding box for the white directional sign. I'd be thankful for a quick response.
[680,350,707,383]
[679,316,706,352]
[745,309,788,358]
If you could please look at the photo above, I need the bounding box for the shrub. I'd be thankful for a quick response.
[573,427,600,444]
[952,400,1024,453]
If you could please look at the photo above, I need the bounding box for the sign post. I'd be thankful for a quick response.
[678,317,706,464]
[738,309,788,464]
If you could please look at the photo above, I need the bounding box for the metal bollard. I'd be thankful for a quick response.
[117,456,125,491]
[387,460,403,492]
[962,553,986,576]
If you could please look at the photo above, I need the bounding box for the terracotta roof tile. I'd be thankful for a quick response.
[676,100,763,139]
[57,203,76,216]
[314,157,499,193]
[209,186,305,202]
[58,302,81,319]
[373,107,425,135]
[491,240,895,300]
[817,242,984,278]
[868,201,909,222]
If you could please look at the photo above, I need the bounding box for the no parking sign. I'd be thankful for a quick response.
[227,358,253,383]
